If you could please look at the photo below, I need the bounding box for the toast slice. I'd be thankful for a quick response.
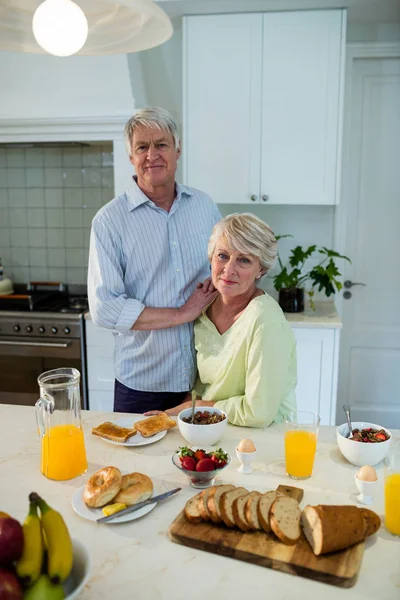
[233,491,261,532]
[134,413,176,438]
[301,505,381,556]
[220,487,248,528]
[257,491,284,533]
[184,492,204,524]
[207,484,235,523]
[269,496,301,545]
[92,421,137,443]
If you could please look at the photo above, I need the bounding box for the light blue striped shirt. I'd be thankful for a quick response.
[88,178,221,392]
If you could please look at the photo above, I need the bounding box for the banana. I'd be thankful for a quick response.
[24,574,65,600]
[16,500,44,586]
[30,492,73,584]
[102,502,127,516]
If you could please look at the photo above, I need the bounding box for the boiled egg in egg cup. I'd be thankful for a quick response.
[355,465,378,505]
[236,438,257,474]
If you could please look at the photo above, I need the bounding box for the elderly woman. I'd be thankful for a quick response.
[146,213,297,427]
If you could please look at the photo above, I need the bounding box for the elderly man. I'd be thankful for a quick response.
[88,107,221,413]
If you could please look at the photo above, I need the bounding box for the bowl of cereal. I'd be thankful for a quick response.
[177,406,227,446]
[336,421,392,466]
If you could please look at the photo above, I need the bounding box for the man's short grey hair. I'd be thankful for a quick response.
[208,213,277,276]
[124,107,180,156]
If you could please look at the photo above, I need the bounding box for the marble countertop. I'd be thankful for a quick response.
[1,405,398,600]
[84,301,342,329]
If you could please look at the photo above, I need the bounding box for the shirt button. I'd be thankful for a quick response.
[172,241,177,246]
[176,268,180,272]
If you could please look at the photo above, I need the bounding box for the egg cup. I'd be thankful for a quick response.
[236,448,257,474]
[355,474,378,505]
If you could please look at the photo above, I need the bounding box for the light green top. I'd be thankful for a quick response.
[192,293,297,428]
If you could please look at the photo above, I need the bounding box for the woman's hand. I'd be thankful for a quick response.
[143,398,215,417]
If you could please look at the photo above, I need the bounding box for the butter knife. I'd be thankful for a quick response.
[96,487,181,524]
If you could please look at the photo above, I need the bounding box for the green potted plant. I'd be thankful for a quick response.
[272,235,351,312]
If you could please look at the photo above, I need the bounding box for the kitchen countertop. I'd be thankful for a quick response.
[1,405,397,600]
[84,301,342,329]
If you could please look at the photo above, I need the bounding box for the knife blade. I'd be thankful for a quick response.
[96,487,182,524]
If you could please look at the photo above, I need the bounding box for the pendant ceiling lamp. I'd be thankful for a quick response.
[0,0,173,57]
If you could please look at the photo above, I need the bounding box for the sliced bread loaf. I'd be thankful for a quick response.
[257,491,284,533]
[184,492,204,524]
[198,487,215,521]
[220,487,248,528]
[244,493,263,530]
[269,495,301,545]
[233,491,261,532]
[207,484,235,523]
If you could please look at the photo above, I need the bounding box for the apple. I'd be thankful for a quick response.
[0,519,23,566]
[0,569,23,600]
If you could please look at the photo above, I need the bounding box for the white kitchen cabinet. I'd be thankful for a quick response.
[85,316,340,424]
[183,10,346,205]
[292,327,340,425]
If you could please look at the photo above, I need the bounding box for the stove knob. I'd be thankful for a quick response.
[26,325,33,333]
[64,327,71,335]
[51,327,58,334]
[38,326,45,334]
[13,325,20,332]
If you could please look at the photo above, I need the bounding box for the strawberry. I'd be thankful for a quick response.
[181,456,197,471]
[210,447,229,469]
[178,446,195,462]
[375,432,387,441]
[194,449,207,462]
[195,458,215,472]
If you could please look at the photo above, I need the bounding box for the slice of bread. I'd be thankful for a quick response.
[244,493,263,530]
[91,422,137,443]
[207,484,235,523]
[233,491,261,532]
[269,496,301,545]
[134,413,176,437]
[220,487,248,528]
[276,484,304,503]
[184,492,204,524]
[257,491,284,533]
[198,487,215,521]
[301,504,381,556]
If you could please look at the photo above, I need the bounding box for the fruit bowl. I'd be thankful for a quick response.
[172,447,231,489]
[336,421,392,467]
[177,407,228,446]
[64,539,91,600]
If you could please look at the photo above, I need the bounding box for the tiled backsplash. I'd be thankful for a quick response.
[0,143,114,285]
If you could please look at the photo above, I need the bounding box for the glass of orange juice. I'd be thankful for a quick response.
[284,411,320,479]
[385,444,400,536]
[36,368,88,481]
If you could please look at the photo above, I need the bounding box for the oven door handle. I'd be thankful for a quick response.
[0,340,71,348]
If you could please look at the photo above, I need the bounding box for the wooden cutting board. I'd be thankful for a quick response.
[169,492,365,588]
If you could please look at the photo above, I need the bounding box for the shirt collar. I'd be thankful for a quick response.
[125,177,193,212]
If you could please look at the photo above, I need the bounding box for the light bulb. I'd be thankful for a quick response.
[32,0,88,57]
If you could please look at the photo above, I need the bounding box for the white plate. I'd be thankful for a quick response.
[95,415,168,447]
[71,483,158,524]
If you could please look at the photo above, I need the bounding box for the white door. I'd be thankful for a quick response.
[183,14,262,204]
[337,56,400,428]
[261,10,345,205]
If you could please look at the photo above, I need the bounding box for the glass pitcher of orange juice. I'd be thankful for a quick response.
[35,368,88,481]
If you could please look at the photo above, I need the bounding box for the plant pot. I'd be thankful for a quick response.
[278,288,305,313]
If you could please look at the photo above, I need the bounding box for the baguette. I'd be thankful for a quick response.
[269,496,301,545]
[301,505,381,556]
[134,413,176,437]
[207,484,235,523]
[220,487,248,528]
[91,421,137,443]
[233,491,261,532]
[257,491,284,533]
[184,492,204,524]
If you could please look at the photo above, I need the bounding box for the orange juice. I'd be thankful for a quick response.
[41,424,88,481]
[385,473,400,536]
[285,429,317,479]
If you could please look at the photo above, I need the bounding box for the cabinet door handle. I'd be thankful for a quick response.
[262,195,269,202]
[250,194,258,202]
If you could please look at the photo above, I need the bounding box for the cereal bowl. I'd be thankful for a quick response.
[177,406,228,446]
[336,421,392,467]
[172,447,231,489]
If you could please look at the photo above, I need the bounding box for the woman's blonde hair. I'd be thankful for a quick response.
[208,213,277,276]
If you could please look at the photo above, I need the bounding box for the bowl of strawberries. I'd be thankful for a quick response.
[172,446,230,489]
